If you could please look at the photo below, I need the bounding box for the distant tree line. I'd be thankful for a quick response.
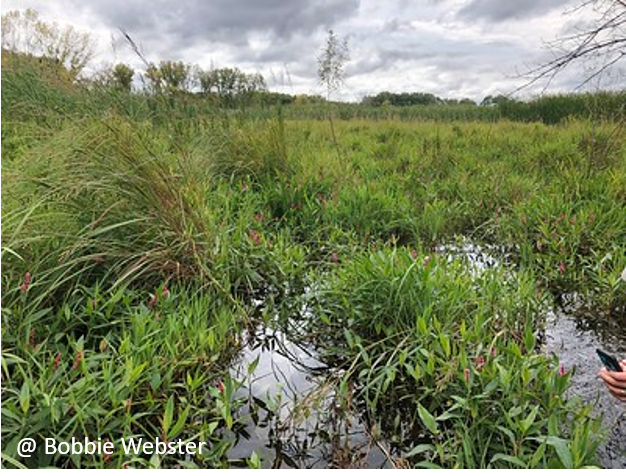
[362,91,477,106]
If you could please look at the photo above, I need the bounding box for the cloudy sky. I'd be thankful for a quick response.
[2,0,620,101]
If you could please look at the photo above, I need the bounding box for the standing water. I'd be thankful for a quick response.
[226,322,390,468]
[546,306,626,468]
[225,245,625,468]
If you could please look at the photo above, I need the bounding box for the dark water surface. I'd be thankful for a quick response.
[545,308,626,468]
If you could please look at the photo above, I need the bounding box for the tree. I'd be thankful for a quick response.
[159,60,191,92]
[317,29,350,101]
[1,9,94,80]
[481,94,515,106]
[111,63,134,92]
[196,66,267,105]
[362,91,442,106]
[144,63,163,93]
[521,0,625,90]
[317,29,350,159]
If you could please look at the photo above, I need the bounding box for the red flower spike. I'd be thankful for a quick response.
[249,229,262,246]
[558,262,565,275]
[53,352,62,372]
[463,368,471,383]
[148,293,158,309]
[217,381,225,393]
[20,272,31,293]
[72,350,84,371]
[558,364,566,377]
[162,285,170,299]
[474,356,486,372]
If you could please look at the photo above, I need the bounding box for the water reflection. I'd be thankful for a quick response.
[545,309,626,468]
[227,324,390,468]
[225,243,625,468]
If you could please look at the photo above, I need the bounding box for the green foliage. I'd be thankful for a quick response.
[317,29,349,100]
[2,54,624,469]
[111,63,134,92]
[1,8,94,79]
[196,66,266,106]
[310,248,603,468]
[363,91,446,106]
[1,285,244,468]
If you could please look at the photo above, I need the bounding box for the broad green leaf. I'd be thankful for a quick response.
[490,453,527,468]
[530,436,573,469]
[19,381,30,414]
[520,405,539,434]
[417,403,439,435]
[415,461,442,469]
[164,396,174,433]
[405,444,435,458]
[168,405,190,440]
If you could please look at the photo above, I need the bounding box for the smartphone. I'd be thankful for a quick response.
[597,349,622,372]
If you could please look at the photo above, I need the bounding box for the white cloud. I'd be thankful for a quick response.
[2,0,619,102]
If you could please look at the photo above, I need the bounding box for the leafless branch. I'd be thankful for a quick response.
[515,0,626,93]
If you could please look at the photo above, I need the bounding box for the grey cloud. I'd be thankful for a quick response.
[235,34,315,64]
[82,0,359,49]
[75,0,360,71]
[348,49,446,76]
[457,0,573,22]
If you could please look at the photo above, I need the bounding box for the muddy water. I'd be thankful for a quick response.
[546,308,626,468]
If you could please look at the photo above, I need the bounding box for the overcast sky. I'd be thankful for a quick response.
[2,0,621,101]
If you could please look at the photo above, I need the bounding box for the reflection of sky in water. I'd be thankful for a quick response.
[227,326,388,468]
[435,239,509,272]
[546,310,626,469]
[232,327,323,405]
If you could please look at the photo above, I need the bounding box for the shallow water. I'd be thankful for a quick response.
[227,325,390,468]
[225,243,625,468]
[545,308,626,468]
[435,239,513,271]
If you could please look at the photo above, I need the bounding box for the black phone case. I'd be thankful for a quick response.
[597,349,622,372]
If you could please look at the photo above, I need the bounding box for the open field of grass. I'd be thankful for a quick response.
[2,61,626,468]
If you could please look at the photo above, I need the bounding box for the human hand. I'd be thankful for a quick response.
[599,359,626,402]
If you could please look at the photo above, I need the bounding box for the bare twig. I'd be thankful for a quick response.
[515,0,626,93]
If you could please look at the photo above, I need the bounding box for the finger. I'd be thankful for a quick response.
[608,387,626,402]
[608,370,626,382]
[600,372,626,389]
[600,368,626,384]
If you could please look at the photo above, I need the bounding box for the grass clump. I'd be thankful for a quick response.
[310,248,602,468]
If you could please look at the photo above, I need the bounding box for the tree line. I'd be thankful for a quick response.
[2,8,624,120]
